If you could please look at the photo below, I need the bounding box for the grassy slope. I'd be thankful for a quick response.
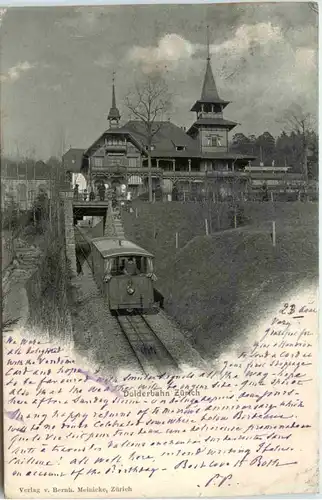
[123,202,318,360]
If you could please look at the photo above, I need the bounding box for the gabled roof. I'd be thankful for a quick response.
[83,128,147,157]
[62,148,85,173]
[76,119,253,163]
[124,120,200,155]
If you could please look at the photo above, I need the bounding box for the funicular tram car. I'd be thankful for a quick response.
[90,236,157,313]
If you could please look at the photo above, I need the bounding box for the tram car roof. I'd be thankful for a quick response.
[91,237,154,259]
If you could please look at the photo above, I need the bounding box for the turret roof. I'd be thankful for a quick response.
[201,58,221,102]
[108,79,121,121]
[190,58,230,112]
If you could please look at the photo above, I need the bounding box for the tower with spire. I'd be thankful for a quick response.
[187,26,237,155]
[108,72,121,128]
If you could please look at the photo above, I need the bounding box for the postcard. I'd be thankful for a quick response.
[1,2,319,498]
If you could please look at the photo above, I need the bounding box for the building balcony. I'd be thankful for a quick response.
[162,170,249,179]
[91,158,129,172]
[105,144,127,152]
[89,164,249,179]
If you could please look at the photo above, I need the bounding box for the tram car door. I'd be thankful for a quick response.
[104,255,155,313]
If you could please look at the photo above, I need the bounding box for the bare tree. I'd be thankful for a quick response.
[308,2,318,14]
[125,75,171,202]
[278,104,316,184]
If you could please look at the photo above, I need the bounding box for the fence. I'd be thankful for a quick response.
[123,197,317,256]
[136,184,318,204]
[169,219,281,254]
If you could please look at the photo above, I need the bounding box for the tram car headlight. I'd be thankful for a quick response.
[126,281,135,295]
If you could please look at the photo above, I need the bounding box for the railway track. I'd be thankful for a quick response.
[74,226,93,269]
[74,226,179,375]
[116,312,179,375]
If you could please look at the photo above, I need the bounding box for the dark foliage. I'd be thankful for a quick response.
[230,129,318,178]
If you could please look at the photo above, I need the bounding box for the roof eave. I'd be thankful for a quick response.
[84,129,147,157]
[186,122,237,136]
[190,99,230,112]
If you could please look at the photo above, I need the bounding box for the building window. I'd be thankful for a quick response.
[93,157,103,167]
[107,137,124,146]
[211,135,222,147]
[128,158,137,168]
[176,145,186,151]
[108,155,124,166]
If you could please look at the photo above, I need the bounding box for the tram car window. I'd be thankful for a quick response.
[89,237,157,313]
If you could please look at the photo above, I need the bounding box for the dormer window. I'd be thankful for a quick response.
[145,145,155,151]
[176,145,186,151]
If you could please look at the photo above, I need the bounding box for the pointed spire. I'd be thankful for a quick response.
[206,24,210,61]
[201,59,220,101]
[111,72,116,108]
[201,27,220,101]
[190,26,230,113]
[108,71,120,126]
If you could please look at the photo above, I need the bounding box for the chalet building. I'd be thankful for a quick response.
[63,53,256,201]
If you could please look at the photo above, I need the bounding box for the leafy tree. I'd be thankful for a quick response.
[279,104,316,182]
[256,131,275,165]
[231,133,252,155]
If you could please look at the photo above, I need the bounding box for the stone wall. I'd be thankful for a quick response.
[3,195,74,345]
[60,190,77,275]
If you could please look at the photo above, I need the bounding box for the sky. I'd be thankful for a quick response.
[0,2,318,160]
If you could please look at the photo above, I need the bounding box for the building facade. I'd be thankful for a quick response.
[2,160,53,210]
[62,53,307,201]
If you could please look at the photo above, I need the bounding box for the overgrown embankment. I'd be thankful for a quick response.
[25,228,72,341]
[3,202,73,343]
[123,201,318,359]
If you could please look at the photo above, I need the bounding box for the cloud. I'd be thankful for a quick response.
[0,61,36,83]
[204,22,316,94]
[127,23,284,76]
[215,24,317,133]
[210,22,283,57]
[125,21,317,130]
[128,33,196,73]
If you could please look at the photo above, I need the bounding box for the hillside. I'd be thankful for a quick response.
[123,201,318,360]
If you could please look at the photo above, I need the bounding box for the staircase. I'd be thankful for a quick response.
[104,209,126,239]
[113,215,125,239]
